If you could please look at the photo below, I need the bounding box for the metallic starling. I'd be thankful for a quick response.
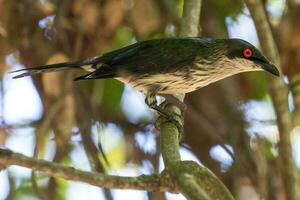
[11,37,279,114]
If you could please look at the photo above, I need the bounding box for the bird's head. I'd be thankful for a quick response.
[212,38,280,77]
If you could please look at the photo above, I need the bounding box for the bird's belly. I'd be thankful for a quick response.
[116,61,257,94]
[116,73,207,94]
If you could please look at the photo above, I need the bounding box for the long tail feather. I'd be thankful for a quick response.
[10,56,102,79]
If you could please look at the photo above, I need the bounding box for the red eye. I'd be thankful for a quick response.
[243,48,252,58]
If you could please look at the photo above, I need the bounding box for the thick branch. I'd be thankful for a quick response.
[159,0,202,167]
[160,120,181,166]
[245,0,298,200]
[177,173,211,200]
[169,161,234,200]
[158,1,234,200]
[0,148,168,192]
[179,0,202,37]
[160,0,202,167]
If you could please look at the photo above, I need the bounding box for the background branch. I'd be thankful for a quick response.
[245,0,298,200]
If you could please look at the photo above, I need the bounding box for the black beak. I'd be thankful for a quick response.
[261,62,280,76]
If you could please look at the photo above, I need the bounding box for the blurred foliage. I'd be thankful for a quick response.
[208,0,244,20]
[244,72,268,99]
[91,79,124,113]
[0,0,299,200]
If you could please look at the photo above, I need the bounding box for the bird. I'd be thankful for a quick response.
[11,37,279,119]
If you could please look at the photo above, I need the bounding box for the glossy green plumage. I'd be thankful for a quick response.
[11,37,279,94]
[85,38,226,79]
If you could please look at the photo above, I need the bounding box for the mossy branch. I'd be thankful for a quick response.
[157,0,235,199]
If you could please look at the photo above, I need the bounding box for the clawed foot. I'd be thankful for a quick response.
[145,93,184,138]
[157,107,184,139]
[159,94,187,113]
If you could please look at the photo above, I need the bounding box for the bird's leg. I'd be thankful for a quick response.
[145,92,183,136]
[159,94,187,113]
[145,92,166,116]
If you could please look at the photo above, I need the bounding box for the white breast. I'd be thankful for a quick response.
[116,57,262,94]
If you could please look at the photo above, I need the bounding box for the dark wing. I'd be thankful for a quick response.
[79,38,205,80]
[12,38,208,80]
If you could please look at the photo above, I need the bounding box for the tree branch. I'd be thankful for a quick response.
[0,1,235,199]
[244,0,298,200]
[158,0,235,200]
[159,0,202,167]
[179,0,202,37]
[0,148,170,192]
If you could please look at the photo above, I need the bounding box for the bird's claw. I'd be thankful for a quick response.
[156,103,184,139]
[146,99,184,139]
[145,93,157,108]
[159,94,187,113]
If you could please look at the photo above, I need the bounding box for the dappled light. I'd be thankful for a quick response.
[0,0,299,200]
